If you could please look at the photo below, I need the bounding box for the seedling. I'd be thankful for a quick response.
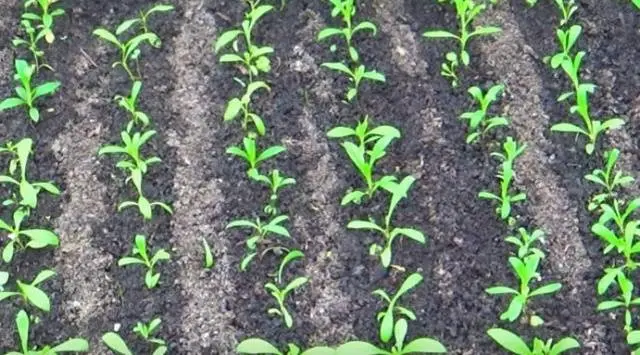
[13,20,48,71]
[552,0,578,27]
[0,269,56,312]
[275,249,304,285]
[102,327,167,355]
[226,137,286,175]
[479,137,527,221]
[265,276,308,328]
[0,59,60,122]
[226,215,290,270]
[373,273,422,343]
[133,317,167,353]
[327,117,400,205]
[237,338,334,355]
[336,319,446,354]
[114,81,151,132]
[486,228,562,323]
[118,234,170,289]
[591,207,640,271]
[596,272,640,333]
[0,209,59,264]
[114,4,175,48]
[93,28,159,81]
[224,81,271,136]
[214,0,274,80]
[347,176,426,268]
[423,0,501,87]
[627,329,640,355]
[548,25,581,72]
[249,169,296,216]
[6,309,89,354]
[585,149,633,211]
[23,0,66,43]
[202,237,215,269]
[460,84,508,144]
[487,328,580,355]
[317,0,378,63]
[320,62,385,102]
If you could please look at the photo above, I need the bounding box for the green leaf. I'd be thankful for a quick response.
[550,122,587,135]
[529,283,561,297]
[550,338,580,355]
[118,257,145,266]
[0,97,25,111]
[224,98,243,121]
[321,62,352,75]
[202,238,214,269]
[102,332,132,355]
[19,283,50,311]
[486,286,518,295]
[628,331,640,345]
[116,19,141,35]
[31,269,56,286]
[597,300,624,310]
[317,27,343,41]
[33,81,61,98]
[422,30,458,39]
[93,28,121,47]
[402,338,447,353]
[487,328,532,355]
[392,228,425,243]
[257,146,286,163]
[51,338,90,352]
[347,220,384,232]
[327,126,356,138]
[472,26,502,35]
[236,338,283,354]
[362,71,386,82]
[22,229,60,248]
[335,342,387,355]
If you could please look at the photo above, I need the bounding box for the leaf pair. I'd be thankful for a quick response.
[487,328,579,355]
[227,136,285,175]
[0,208,59,264]
[118,234,170,288]
[102,316,168,355]
[115,81,151,132]
[13,20,49,71]
[93,28,159,81]
[0,269,56,312]
[23,0,66,44]
[224,81,271,135]
[460,84,508,144]
[250,169,296,216]
[321,62,385,102]
[585,149,633,211]
[226,215,290,270]
[237,338,334,355]
[373,273,422,343]
[265,276,308,328]
[317,0,377,62]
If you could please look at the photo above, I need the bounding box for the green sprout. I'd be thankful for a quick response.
[202,237,215,269]
[591,201,640,271]
[114,4,175,48]
[249,169,296,216]
[118,234,170,289]
[237,338,334,355]
[102,317,168,355]
[460,84,508,144]
[0,269,56,312]
[265,250,308,328]
[348,176,426,268]
[320,62,385,102]
[23,0,65,43]
[13,20,48,71]
[374,273,422,343]
[0,59,60,122]
[6,309,89,355]
[597,272,640,333]
[317,0,377,62]
[226,215,291,270]
[487,328,579,355]
[585,149,633,211]
[423,0,501,87]
[93,29,158,81]
[115,81,151,132]
[226,137,286,175]
[552,0,578,27]
[486,228,562,323]
[223,81,271,136]
[0,208,59,264]
[478,137,526,222]
[327,117,400,205]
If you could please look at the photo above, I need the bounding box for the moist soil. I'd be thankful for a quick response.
[0,0,639,354]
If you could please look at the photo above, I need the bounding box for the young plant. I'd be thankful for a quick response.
[486,228,562,323]
[548,25,581,72]
[591,204,640,271]
[585,148,633,211]
[23,0,66,43]
[115,4,175,48]
[317,0,377,62]
[327,117,400,205]
[596,272,640,333]
[115,81,151,132]
[249,169,296,215]
[0,208,59,264]
[102,325,167,355]
[237,338,334,355]
[93,28,159,81]
[133,317,168,354]
[223,81,271,136]
[13,20,48,71]
[118,234,170,289]
[320,62,385,102]
[374,273,422,343]
[226,214,291,270]
[347,176,426,268]
[265,251,308,328]
[336,319,446,354]
[6,309,89,355]
[460,84,508,144]
[0,59,60,122]
[423,0,501,87]
[552,0,578,27]
[0,269,56,312]
[226,136,286,175]
[487,328,580,355]
[202,237,215,269]
[478,137,526,221]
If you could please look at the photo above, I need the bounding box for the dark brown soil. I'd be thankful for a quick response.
[0,0,639,354]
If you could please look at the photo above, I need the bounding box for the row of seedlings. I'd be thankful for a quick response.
[213,0,311,347]
[93,3,174,354]
[544,0,640,353]
[0,1,91,352]
[423,1,580,353]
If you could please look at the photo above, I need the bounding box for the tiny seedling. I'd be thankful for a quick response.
[486,228,562,323]
[226,136,286,175]
[102,328,167,355]
[317,0,378,63]
[249,169,296,216]
[224,81,271,136]
[478,137,526,221]
[548,25,581,72]
[327,117,400,205]
[0,209,59,264]
[202,237,215,269]
[591,204,640,271]
[13,20,48,71]
[93,28,159,81]
[214,0,274,80]
[552,0,578,27]
[265,276,308,328]
[118,234,170,289]
[321,62,385,102]
[348,176,426,268]
[114,81,151,132]
[115,4,175,48]
[0,59,60,122]
[596,272,640,333]
[423,0,501,87]
[226,214,290,270]
[0,269,56,312]
[237,338,335,355]
[460,84,508,144]
[133,317,168,354]
[487,328,580,355]
[373,273,422,343]
[585,149,633,211]
[23,0,66,43]
[336,319,446,354]
[6,309,89,354]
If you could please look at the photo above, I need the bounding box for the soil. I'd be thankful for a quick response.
[0,0,639,354]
